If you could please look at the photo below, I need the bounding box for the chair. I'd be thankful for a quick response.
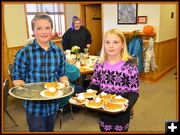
[58,95,74,131]
[3,79,18,127]
[8,64,13,81]
[8,64,21,111]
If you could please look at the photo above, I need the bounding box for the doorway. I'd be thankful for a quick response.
[81,4,102,55]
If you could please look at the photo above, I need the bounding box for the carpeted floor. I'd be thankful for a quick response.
[2,68,177,133]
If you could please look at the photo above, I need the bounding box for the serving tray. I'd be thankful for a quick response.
[9,82,74,100]
[69,97,127,114]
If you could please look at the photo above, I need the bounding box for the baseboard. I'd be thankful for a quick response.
[139,65,176,83]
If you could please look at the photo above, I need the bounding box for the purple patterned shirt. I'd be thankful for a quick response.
[92,60,139,96]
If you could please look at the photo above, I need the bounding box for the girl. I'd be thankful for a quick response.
[88,28,139,132]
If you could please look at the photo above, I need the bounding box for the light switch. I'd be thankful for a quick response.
[171,12,174,19]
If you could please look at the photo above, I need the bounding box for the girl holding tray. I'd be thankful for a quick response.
[88,28,139,132]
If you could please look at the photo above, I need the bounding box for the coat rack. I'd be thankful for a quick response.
[123,31,156,41]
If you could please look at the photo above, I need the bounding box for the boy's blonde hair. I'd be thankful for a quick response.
[98,28,131,63]
[31,13,53,31]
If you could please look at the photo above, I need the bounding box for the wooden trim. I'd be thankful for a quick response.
[123,31,156,40]
[2,21,13,87]
[80,4,86,26]
[64,4,67,30]
[24,4,30,38]
[101,4,104,39]
[140,64,176,83]
[8,45,24,49]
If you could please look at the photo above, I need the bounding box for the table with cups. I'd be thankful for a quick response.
[65,50,99,75]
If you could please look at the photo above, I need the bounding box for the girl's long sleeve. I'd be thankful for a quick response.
[124,92,139,110]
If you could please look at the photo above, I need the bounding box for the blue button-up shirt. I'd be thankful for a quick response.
[12,39,66,116]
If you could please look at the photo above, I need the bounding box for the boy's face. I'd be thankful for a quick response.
[33,19,52,45]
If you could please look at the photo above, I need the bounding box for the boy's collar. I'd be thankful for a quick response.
[33,39,56,50]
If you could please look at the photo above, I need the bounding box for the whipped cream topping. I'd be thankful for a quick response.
[101,91,107,96]
[114,95,123,99]
[48,87,56,92]
[77,93,85,100]
[95,97,101,102]
[87,89,94,93]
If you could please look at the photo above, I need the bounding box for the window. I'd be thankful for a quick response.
[26,3,65,38]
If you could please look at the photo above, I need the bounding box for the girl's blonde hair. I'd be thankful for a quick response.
[98,28,131,63]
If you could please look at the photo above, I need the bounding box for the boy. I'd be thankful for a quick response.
[12,13,68,132]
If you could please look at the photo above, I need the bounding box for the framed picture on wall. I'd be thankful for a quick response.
[117,4,138,24]
[137,16,147,24]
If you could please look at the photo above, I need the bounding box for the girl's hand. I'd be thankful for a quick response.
[122,104,129,112]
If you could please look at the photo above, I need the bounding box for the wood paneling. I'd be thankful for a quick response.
[53,39,64,51]
[2,24,17,88]
[139,38,177,82]
[8,39,63,65]
[5,38,177,84]
[2,24,10,82]
[8,46,24,64]
[6,41,63,87]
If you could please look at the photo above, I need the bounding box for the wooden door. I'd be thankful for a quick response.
[82,4,102,55]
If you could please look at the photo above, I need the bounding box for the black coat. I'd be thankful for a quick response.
[62,26,92,53]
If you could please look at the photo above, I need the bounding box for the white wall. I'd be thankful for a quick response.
[103,4,161,41]
[159,4,176,42]
[138,4,161,41]
[103,3,177,42]
[4,3,81,47]
[65,4,80,30]
[4,4,28,48]
[3,3,177,48]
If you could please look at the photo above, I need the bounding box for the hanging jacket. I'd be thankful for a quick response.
[128,36,144,73]
[144,37,158,73]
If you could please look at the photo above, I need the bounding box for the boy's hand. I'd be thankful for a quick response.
[13,80,25,86]
[59,76,69,86]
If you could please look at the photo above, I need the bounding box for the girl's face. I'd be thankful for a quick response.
[104,33,124,57]
[74,20,81,30]
[33,19,52,45]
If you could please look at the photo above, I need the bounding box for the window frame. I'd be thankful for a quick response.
[25,3,65,39]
